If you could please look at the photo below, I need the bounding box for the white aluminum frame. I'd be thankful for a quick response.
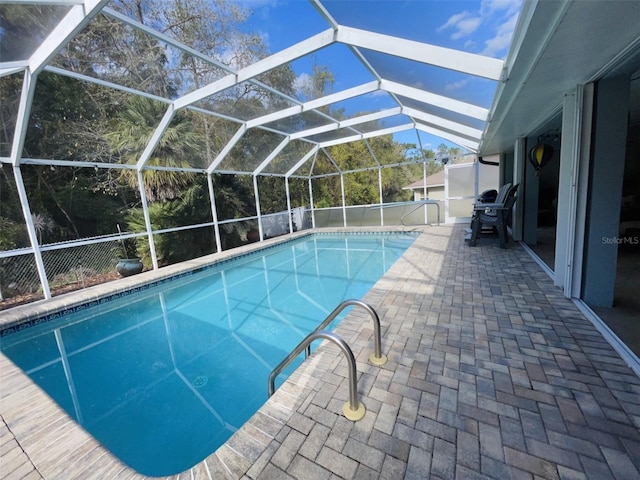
[0,0,506,299]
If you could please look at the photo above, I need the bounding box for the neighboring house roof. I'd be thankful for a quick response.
[404,170,445,190]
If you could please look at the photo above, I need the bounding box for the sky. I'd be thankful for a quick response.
[232,0,523,153]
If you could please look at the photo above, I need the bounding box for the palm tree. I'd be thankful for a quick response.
[106,96,204,202]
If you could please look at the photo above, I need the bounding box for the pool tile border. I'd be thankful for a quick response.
[0,227,419,338]
[0,228,418,338]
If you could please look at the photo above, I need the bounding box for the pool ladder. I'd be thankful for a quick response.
[267,299,386,421]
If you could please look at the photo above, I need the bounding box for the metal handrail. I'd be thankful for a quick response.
[303,299,387,366]
[267,330,366,420]
[401,200,441,226]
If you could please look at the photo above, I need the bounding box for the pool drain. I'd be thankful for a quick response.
[193,375,208,388]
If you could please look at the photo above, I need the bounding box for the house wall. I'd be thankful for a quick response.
[412,186,444,201]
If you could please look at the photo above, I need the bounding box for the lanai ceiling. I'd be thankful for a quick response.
[0,0,519,177]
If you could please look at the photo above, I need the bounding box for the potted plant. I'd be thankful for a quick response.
[246,228,260,243]
[116,226,144,277]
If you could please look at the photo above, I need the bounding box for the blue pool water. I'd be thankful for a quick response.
[0,233,416,476]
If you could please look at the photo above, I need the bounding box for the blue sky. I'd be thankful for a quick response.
[233,0,523,152]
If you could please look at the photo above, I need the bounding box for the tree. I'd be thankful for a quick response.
[106,96,203,202]
[125,178,216,266]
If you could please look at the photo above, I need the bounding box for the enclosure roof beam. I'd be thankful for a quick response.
[341,107,403,129]
[285,145,319,178]
[45,66,171,104]
[246,106,304,130]
[135,105,176,170]
[253,137,291,176]
[11,71,37,167]
[314,120,478,153]
[28,0,109,74]
[364,139,381,167]
[174,28,337,110]
[402,107,483,141]
[288,107,402,141]
[245,81,379,129]
[318,123,414,148]
[309,0,339,30]
[206,124,248,174]
[415,124,479,152]
[335,26,504,80]
[0,64,27,78]
[320,148,343,175]
[303,80,380,111]
[381,80,489,121]
[103,8,236,76]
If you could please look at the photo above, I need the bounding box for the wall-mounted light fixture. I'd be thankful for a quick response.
[528,130,559,174]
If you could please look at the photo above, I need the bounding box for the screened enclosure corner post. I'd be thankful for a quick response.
[137,170,158,270]
[443,166,448,223]
[308,176,316,229]
[423,161,428,224]
[340,174,347,227]
[8,70,51,297]
[377,168,384,226]
[285,177,293,234]
[207,174,222,253]
[13,166,51,299]
[253,175,264,241]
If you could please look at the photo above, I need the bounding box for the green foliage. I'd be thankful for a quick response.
[212,173,255,219]
[257,177,287,214]
[106,96,204,201]
[126,181,215,267]
[0,218,27,251]
[0,0,473,270]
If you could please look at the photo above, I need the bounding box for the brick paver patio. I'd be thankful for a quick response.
[1,225,639,479]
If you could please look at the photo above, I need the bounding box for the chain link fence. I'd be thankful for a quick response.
[0,253,41,302]
[0,239,122,308]
[0,205,341,310]
[42,240,121,290]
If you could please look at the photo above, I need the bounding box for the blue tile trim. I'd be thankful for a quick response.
[0,230,417,337]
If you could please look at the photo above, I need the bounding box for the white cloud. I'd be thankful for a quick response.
[481,10,520,56]
[452,17,482,40]
[481,0,522,17]
[438,11,481,40]
[445,79,469,92]
[437,11,470,32]
[438,0,523,58]
[294,72,312,94]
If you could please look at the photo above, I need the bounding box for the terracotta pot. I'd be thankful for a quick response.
[247,229,260,243]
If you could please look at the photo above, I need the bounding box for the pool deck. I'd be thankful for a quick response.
[1,225,639,479]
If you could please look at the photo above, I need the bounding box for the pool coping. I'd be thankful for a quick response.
[0,225,428,480]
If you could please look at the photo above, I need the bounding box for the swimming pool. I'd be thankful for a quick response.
[0,232,416,476]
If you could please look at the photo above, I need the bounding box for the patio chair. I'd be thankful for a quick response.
[467,183,519,248]
[465,183,511,236]
[478,182,511,207]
